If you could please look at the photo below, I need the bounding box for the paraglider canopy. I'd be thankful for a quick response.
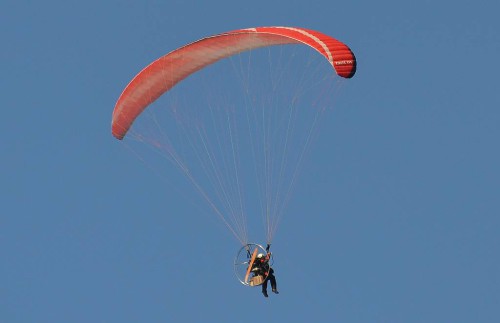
[112,26,356,140]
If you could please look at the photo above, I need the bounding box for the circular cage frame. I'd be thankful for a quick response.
[234,243,274,286]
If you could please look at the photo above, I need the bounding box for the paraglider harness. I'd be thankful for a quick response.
[248,244,272,287]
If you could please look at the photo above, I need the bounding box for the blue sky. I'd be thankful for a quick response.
[2,0,499,322]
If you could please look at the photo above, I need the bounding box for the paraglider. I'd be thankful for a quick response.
[234,243,278,297]
[112,26,356,294]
